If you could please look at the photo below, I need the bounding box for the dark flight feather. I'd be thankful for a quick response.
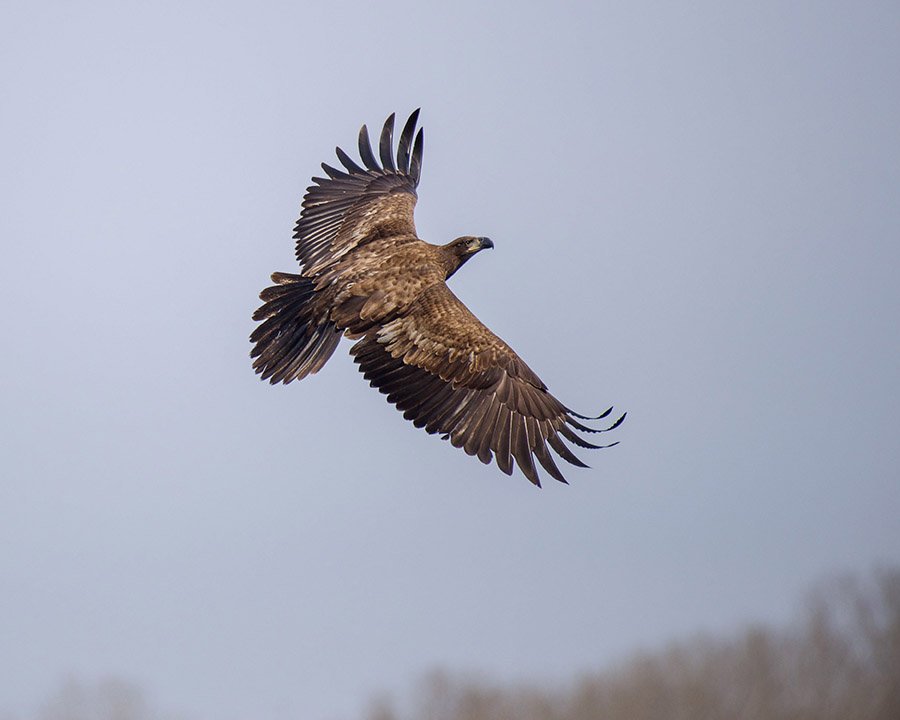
[397,108,420,173]
[358,125,380,171]
[379,113,396,172]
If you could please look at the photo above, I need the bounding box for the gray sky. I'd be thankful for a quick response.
[2,1,899,718]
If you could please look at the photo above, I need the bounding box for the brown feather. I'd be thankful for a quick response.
[491,406,514,475]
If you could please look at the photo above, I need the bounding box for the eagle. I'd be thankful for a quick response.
[251,110,624,486]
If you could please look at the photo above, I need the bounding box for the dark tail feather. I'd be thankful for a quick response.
[250,272,341,384]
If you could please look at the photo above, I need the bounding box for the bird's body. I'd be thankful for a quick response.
[316,238,453,335]
[251,110,624,486]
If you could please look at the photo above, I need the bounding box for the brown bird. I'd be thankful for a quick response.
[251,110,624,486]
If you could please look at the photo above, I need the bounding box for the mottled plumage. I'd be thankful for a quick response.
[251,110,624,486]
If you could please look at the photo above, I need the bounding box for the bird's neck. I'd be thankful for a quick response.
[436,244,470,280]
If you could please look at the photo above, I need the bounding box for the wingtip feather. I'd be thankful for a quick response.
[379,113,396,171]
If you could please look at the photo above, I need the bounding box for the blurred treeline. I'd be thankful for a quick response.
[19,568,899,720]
[366,568,899,720]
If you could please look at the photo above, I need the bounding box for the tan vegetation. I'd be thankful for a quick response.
[365,568,900,720]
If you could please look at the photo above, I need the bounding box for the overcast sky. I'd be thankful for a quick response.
[2,1,899,719]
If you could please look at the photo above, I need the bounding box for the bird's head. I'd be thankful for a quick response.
[452,235,494,255]
[443,236,494,278]
[443,235,494,278]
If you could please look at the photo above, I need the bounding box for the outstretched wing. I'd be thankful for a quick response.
[296,110,424,276]
[351,284,625,486]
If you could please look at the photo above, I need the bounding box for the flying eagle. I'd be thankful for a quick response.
[251,110,624,486]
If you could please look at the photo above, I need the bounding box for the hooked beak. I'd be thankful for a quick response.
[478,237,494,250]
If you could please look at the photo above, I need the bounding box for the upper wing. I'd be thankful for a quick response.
[295,110,424,276]
[351,284,625,486]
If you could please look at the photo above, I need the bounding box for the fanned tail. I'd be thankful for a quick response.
[250,272,341,384]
